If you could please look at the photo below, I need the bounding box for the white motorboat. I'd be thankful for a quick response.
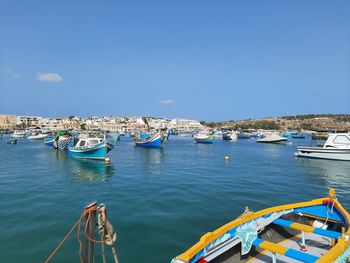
[27,133,48,140]
[256,134,288,144]
[11,130,28,138]
[295,133,350,161]
[222,131,237,141]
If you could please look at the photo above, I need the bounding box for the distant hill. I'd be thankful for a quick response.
[201,114,350,131]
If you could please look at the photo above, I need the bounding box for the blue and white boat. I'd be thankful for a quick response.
[134,131,165,147]
[292,133,306,139]
[44,135,55,146]
[237,132,252,139]
[281,130,298,138]
[66,135,114,160]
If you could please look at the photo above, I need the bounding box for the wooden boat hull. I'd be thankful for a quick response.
[171,189,350,263]
[295,147,350,161]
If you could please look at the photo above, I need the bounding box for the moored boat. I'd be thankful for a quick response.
[171,188,350,263]
[223,131,238,141]
[194,133,214,143]
[27,133,47,140]
[238,132,252,139]
[44,135,55,146]
[6,139,17,144]
[292,133,306,139]
[295,133,350,161]
[66,134,114,160]
[11,130,28,138]
[281,130,298,138]
[134,131,165,147]
[312,132,329,141]
[256,134,288,144]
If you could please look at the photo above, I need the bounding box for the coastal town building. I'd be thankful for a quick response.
[0,114,348,132]
[16,116,42,127]
[0,114,17,129]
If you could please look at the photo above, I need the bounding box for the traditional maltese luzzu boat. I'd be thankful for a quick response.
[172,189,350,263]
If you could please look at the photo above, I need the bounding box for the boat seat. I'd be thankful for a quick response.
[252,238,319,263]
[273,218,341,239]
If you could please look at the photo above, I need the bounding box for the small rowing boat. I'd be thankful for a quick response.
[194,133,214,144]
[172,188,350,263]
[6,139,17,144]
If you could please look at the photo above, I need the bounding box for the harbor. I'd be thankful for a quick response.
[1,0,350,261]
[1,133,350,262]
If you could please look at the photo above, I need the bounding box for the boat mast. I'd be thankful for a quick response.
[142,117,150,132]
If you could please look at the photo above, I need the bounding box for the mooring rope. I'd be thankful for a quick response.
[45,204,119,263]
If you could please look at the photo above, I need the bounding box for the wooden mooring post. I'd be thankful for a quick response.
[83,202,97,263]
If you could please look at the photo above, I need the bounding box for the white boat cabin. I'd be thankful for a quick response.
[75,138,104,147]
[323,133,350,149]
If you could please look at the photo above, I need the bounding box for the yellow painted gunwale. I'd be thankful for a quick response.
[176,191,350,263]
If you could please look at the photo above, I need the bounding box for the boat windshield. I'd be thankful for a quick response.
[333,135,350,144]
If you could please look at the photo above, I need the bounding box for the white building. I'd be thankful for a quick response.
[16,116,42,127]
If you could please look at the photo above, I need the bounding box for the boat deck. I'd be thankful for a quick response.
[248,233,331,263]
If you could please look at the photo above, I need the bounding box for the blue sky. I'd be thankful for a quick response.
[1,0,349,121]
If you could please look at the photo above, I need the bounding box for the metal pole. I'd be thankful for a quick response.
[300,231,307,252]
[83,202,97,263]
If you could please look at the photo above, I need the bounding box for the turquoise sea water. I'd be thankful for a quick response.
[1,135,350,263]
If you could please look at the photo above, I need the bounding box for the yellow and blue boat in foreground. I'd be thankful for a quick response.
[172,189,350,263]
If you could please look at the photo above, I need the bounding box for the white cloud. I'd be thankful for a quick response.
[37,73,63,82]
[5,69,21,79]
[158,99,173,105]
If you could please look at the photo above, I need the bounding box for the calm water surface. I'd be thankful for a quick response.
[1,136,350,262]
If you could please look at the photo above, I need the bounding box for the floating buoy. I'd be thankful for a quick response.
[224,156,230,160]
[105,157,110,163]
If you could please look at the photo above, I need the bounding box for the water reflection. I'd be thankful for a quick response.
[52,150,115,182]
[258,143,289,157]
[297,158,350,198]
[134,147,164,174]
